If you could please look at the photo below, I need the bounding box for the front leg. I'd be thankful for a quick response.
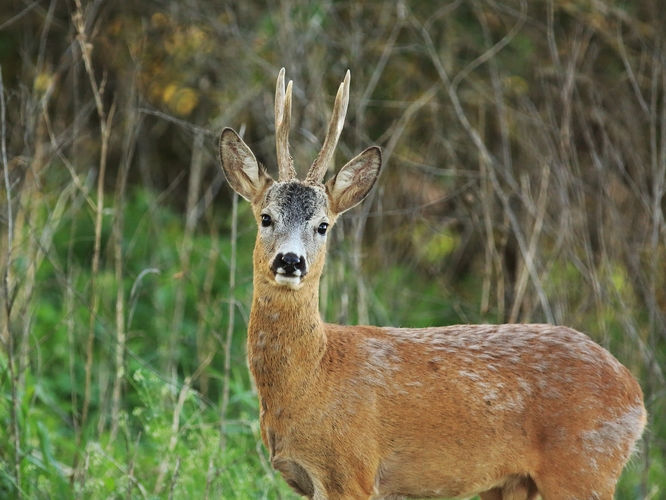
[312,486,374,500]
[272,457,375,500]
[307,462,377,500]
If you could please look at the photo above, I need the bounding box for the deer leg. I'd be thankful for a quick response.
[479,476,539,500]
[479,488,502,500]
[534,472,615,500]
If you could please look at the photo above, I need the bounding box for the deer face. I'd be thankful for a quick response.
[257,181,330,289]
[218,69,381,290]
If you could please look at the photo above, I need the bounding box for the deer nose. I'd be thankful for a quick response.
[272,252,307,276]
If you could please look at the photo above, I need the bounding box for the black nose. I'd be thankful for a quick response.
[272,252,306,275]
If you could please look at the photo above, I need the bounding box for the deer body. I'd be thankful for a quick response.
[219,69,646,500]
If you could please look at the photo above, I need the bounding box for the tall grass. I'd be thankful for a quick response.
[1,0,664,498]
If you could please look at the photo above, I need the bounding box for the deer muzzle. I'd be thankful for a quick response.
[271,252,307,288]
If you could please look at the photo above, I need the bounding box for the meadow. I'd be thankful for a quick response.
[1,0,664,498]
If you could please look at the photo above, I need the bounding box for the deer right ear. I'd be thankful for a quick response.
[219,128,273,202]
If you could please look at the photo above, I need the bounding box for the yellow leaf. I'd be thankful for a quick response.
[170,88,199,116]
[34,72,53,93]
[151,13,168,29]
[163,83,178,104]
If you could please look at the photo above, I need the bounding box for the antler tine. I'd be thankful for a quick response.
[305,70,350,184]
[275,68,296,181]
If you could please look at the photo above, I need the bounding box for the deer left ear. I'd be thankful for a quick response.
[325,147,382,215]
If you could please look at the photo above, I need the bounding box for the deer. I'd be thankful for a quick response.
[218,68,646,500]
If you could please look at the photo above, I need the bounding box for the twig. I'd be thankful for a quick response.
[72,0,117,483]
[127,268,161,331]
[154,381,190,494]
[126,432,142,500]
[195,190,222,396]
[1,61,22,499]
[0,0,42,32]
[204,456,215,500]
[546,0,561,73]
[220,190,238,451]
[168,457,181,500]
[1,67,11,253]
[616,20,649,115]
[167,127,206,375]
[509,166,550,322]
[109,67,142,447]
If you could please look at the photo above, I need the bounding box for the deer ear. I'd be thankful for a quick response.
[326,146,382,215]
[219,128,273,202]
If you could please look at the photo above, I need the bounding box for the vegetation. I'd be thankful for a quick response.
[1,0,664,498]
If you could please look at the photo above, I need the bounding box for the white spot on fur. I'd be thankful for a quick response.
[360,337,402,388]
[458,370,483,382]
[582,404,646,462]
[517,377,532,395]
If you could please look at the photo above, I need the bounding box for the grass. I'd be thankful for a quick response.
[1,0,664,497]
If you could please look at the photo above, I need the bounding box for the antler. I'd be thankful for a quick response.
[275,68,296,181]
[305,70,350,185]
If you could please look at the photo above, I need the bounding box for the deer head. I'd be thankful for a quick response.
[219,69,382,291]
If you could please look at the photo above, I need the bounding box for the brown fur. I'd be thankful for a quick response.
[219,70,646,500]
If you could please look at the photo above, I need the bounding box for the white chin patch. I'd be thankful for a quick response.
[274,274,303,289]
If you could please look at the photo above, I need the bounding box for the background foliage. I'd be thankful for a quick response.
[1,0,665,498]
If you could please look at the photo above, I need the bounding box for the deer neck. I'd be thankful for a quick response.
[247,272,326,399]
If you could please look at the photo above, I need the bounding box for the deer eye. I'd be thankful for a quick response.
[317,222,329,235]
[261,214,272,227]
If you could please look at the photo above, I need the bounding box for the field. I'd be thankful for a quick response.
[1,0,664,498]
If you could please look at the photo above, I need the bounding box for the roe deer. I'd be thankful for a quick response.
[218,69,646,500]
